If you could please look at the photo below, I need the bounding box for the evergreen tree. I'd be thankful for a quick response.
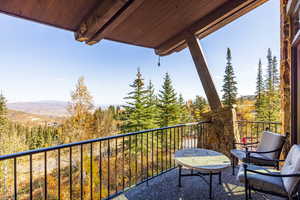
[272,56,280,89]
[158,73,179,127]
[145,80,158,128]
[121,68,148,132]
[265,48,273,92]
[191,96,208,121]
[264,49,280,121]
[0,93,7,130]
[177,94,190,123]
[255,59,265,120]
[222,48,238,106]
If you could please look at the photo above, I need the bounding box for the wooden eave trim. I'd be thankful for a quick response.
[155,0,268,56]
[87,0,145,45]
[75,0,128,42]
[0,9,74,32]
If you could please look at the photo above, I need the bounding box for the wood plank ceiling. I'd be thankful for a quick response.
[0,0,268,56]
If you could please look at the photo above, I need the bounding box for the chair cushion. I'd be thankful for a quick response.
[231,149,276,166]
[257,131,285,159]
[237,164,287,196]
[281,145,300,196]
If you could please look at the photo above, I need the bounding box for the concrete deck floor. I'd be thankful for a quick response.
[117,167,284,200]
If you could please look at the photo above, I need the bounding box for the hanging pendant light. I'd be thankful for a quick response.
[158,55,161,67]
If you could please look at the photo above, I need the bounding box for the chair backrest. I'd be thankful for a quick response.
[281,145,300,196]
[256,131,286,159]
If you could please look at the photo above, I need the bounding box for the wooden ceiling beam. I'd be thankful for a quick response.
[87,0,145,45]
[155,0,268,56]
[75,0,128,42]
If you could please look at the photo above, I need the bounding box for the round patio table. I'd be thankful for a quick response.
[174,148,231,199]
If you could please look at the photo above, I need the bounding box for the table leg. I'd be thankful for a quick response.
[209,172,212,199]
[178,165,182,187]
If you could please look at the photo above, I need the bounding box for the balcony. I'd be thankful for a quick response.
[119,167,281,200]
[0,121,282,200]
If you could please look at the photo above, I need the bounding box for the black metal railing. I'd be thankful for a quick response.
[236,120,282,147]
[0,121,210,200]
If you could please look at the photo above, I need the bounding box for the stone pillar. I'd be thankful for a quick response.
[280,0,292,155]
[200,106,240,158]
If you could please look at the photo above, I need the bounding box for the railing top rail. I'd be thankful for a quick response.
[0,121,210,161]
[236,120,281,124]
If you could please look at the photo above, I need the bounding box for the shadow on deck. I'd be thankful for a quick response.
[116,167,283,200]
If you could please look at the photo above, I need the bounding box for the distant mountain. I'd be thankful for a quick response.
[238,95,255,101]
[7,109,64,126]
[7,100,69,117]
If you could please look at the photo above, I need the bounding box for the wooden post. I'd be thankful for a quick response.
[186,33,222,111]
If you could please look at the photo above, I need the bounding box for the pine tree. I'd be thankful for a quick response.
[191,96,208,121]
[255,59,265,120]
[0,93,7,130]
[264,49,280,121]
[222,48,238,106]
[271,56,280,120]
[158,73,179,127]
[0,93,8,155]
[265,48,273,93]
[145,80,158,129]
[121,68,148,132]
[177,94,190,123]
[272,56,280,89]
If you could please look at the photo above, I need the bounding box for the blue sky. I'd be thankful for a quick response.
[0,0,279,105]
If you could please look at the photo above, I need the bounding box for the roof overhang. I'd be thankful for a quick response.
[0,0,268,56]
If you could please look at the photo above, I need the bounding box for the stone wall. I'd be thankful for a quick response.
[280,0,292,156]
[198,106,240,157]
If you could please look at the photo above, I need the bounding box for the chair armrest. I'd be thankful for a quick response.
[234,142,259,146]
[246,147,282,154]
[244,165,300,177]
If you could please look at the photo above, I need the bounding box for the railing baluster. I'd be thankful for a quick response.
[156,131,159,175]
[14,158,17,200]
[141,133,143,181]
[30,154,33,200]
[58,149,61,200]
[122,136,125,191]
[108,140,110,198]
[135,134,137,184]
[129,136,131,186]
[165,129,168,170]
[173,128,176,167]
[70,147,72,200]
[44,151,47,200]
[177,126,180,150]
[146,131,149,184]
[256,123,259,141]
[80,145,83,200]
[151,131,154,177]
[180,126,183,149]
[161,130,163,172]
[169,128,172,168]
[90,143,93,200]
[99,142,102,199]
[115,138,118,193]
